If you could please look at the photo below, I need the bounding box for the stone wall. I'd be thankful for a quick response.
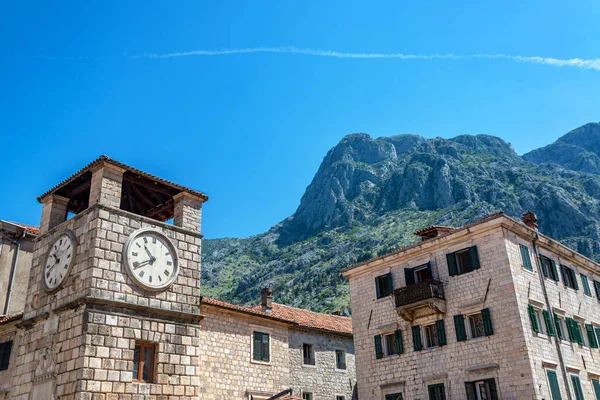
[288,328,355,399]
[346,219,536,399]
[0,237,34,316]
[0,322,20,397]
[198,305,291,399]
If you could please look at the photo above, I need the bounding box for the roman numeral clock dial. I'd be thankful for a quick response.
[43,230,77,292]
[123,229,179,291]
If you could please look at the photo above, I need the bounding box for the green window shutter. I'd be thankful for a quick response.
[484,378,499,400]
[547,370,562,400]
[469,246,481,270]
[436,320,447,346]
[375,277,381,299]
[595,280,600,298]
[582,274,592,296]
[588,324,599,348]
[454,314,467,341]
[540,255,549,277]
[572,375,584,400]
[465,382,477,400]
[528,304,540,333]
[520,244,533,271]
[554,313,564,339]
[386,273,393,296]
[446,253,458,276]
[572,270,579,290]
[543,310,555,337]
[550,259,559,281]
[595,327,600,348]
[426,261,432,278]
[394,329,404,354]
[412,326,422,351]
[482,308,494,336]
[566,318,575,342]
[592,379,600,400]
[253,332,262,361]
[374,334,383,359]
[261,333,270,361]
[560,265,569,285]
[404,268,415,286]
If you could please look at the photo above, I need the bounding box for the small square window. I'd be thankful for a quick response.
[133,342,155,383]
[384,333,398,356]
[385,393,403,400]
[303,343,315,365]
[335,350,346,370]
[336,396,346,400]
[302,392,313,400]
[467,313,485,339]
[423,324,439,348]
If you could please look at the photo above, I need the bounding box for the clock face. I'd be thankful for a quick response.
[43,230,77,291]
[123,229,179,291]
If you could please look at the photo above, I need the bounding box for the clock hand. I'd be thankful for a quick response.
[134,259,153,269]
[144,245,157,264]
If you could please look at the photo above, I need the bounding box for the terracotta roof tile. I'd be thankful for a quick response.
[249,303,352,336]
[37,155,208,203]
[201,298,352,336]
[0,220,39,235]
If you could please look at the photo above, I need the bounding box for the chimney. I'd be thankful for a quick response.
[414,225,455,241]
[522,211,538,230]
[261,288,273,312]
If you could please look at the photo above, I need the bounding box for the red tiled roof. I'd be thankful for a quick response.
[0,220,39,235]
[249,303,352,336]
[201,297,352,336]
[0,314,22,325]
[37,155,208,203]
[413,225,455,237]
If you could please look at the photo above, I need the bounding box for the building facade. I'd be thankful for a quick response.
[343,211,600,400]
[0,156,355,400]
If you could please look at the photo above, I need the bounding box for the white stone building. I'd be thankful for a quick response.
[343,211,600,400]
[0,156,355,400]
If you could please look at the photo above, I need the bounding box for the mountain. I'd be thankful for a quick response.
[202,123,600,313]
[523,122,600,174]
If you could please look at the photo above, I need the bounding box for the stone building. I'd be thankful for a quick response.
[0,155,355,400]
[343,211,600,400]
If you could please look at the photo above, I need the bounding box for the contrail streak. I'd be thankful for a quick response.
[130,46,600,71]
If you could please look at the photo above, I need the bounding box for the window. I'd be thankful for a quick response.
[384,332,398,356]
[520,244,533,271]
[0,340,13,371]
[133,342,155,382]
[335,350,346,370]
[428,383,446,400]
[566,318,585,345]
[528,305,544,334]
[561,265,579,290]
[581,274,592,296]
[593,378,600,400]
[586,324,599,348]
[303,343,315,365]
[595,280,600,299]
[375,273,393,299]
[302,392,313,400]
[253,331,270,362]
[465,378,498,400]
[455,309,493,341]
[337,396,346,400]
[447,246,480,276]
[424,324,439,348]
[555,314,567,340]
[547,370,562,400]
[571,375,584,400]
[539,254,560,281]
[405,262,432,285]
[595,326,600,347]
[385,393,403,400]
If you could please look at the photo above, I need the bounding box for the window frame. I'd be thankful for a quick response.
[384,332,399,357]
[447,246,480,277]
[384,393,403,400]
[335,349,347,370]
[561,264,578,290]
[132,341,155,383]
[546,369,562,400]
[581,273,592,297]
[252,330,271,363]
[423,324,439,349]
[465,378,497,400]
[302,343,315,366]
[0,340,13,371]
[555,314,567,341]
[519,243,534,271]
[302,392,313,400]
[539,254,560,281]
[466,312,486,340]
[427,383,446,400]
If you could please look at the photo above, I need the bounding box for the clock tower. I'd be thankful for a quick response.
[12,156,207,400]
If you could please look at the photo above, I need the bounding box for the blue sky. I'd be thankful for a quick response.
[1,1,599,238]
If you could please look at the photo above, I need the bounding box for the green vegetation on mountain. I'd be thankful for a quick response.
[202,123,600,313]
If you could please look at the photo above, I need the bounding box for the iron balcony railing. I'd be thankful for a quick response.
[394,279,445,308]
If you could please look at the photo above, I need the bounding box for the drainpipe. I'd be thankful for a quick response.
[1,230,25,317]
[531,232,572,400]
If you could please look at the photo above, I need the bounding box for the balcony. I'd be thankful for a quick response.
[394,280,446,322]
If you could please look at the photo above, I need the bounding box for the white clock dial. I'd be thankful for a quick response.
[43,230,76,291]
[123,229,178,291]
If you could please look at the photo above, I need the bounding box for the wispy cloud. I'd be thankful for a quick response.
[129,46,600,71]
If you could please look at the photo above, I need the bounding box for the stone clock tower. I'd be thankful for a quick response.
[12,156,207,400]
